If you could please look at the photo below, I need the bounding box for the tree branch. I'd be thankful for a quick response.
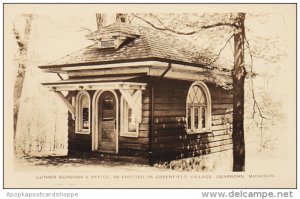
[80,27,92,33]
[206,33,234,67]
[245,35,268,121]
[132,13,236,35]
[13,23,24,52]
[13,14,33,54]
[245,35,270,150]
[23,14,33,43]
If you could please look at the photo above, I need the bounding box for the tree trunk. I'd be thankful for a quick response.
[13,62,26,138]
[13,14,32,145]
[96,13,126,29]
[232,13,246,171]
[96,13,104,29]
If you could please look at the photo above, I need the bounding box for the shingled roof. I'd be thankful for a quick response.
[39,22,218,69]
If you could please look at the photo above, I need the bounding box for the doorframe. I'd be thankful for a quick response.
[92,90,119,153]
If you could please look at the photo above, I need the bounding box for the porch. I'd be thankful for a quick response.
[42,80,148,156]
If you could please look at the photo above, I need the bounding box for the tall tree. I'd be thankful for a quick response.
[231,13,246,171]
[133,13,246,171]
[13,14,33,144]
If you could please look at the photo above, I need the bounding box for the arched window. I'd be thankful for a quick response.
[76,91,90,134]
[186,81,211,134]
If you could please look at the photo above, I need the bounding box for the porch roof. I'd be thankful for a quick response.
[42,80,147,92]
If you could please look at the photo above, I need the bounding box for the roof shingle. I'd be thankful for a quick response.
[41,22,217,68]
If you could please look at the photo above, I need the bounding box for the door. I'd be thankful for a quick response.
[98,91,117,153]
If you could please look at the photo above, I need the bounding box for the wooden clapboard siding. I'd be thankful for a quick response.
[150,79,233,163]
[138,130,149,138]
[144,103,186,110]
[119,137,149,144]
[150,78,187,162]
[152,133,232,149]
[118,135,149,156]
[212,104,233,109]
[154,116,186,124]
[66,76,233,164]
[67,112,92,153]
[152,144,233,162]
[118,84,150,157]
[68,91,93,154]
[118,135,150,156]
[138,89,151,140]
[143,97,184,104]
[153,139,232,156]
[69,132,92,152]
[212,98,233,104]
[154,123,186,130]
[118,148,149,157]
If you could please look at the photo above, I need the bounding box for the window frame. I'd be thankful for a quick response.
[75,91,91,134]
[120,96,139,138]
[186,81,212,134]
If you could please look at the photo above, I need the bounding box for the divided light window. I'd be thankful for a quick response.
[186,82,211,134]
[120,97,139,137]
[75,91,90,134]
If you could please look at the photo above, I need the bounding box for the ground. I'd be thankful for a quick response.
[9,146,290,188]
[14,139,284,174]
[14,149,233,173]
[14,155,159,173]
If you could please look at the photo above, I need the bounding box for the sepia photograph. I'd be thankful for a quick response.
[3,3,296,188]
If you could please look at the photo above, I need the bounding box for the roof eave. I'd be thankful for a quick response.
[38,57,208,72]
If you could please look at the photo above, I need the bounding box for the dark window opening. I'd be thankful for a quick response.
[82,108,89,129]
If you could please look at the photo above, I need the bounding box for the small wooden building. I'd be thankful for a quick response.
[39,22,233,164]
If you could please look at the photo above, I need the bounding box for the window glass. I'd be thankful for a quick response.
[186,82,210,133]
[194,107,199,129]
[81,95,89,130]
[121,98,138,137]
[128,108,137,132]
[187,107,192,129]
[76,92,90,133]
[82,108,89,129]
[101,95,115,121]
[201,107,206,128]
[103,96,114,110]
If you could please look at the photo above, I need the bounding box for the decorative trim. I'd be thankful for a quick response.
[54,91,75,115]
[119,89,142,123]
[43,81,147,92]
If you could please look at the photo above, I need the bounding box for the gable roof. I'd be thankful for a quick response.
[39,22,220,69]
